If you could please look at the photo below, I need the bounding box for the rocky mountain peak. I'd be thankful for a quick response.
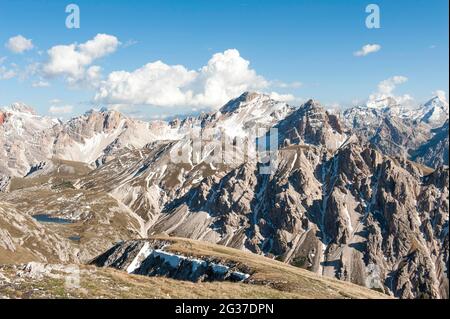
[84,107,117,116]
[303,99,322,110]
[366,96,400,109]
[291,99,333,121]
[0,111,6,125]
[276,99,348,150]
[420,95,449,127]
[99,106,109,113]
[219,91,270,114]
[7,102,37,115]
[425,95,449,108]
[79,108,125,129]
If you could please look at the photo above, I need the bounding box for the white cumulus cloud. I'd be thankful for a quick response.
[271,80,302,89]
[432,90,447,102]
[43,34,119,84]
[367,76,413,107]
[95,61,197,107]
[354,44,381,57]
[5,35,34,54]
[0,67,16,80]
[269,92,297,102]
[32,80,50,88]
[0,57,17,80]
[377,76,408,95]
[95,49,270,109]
[49,105,73,114]
[190,49,269,107]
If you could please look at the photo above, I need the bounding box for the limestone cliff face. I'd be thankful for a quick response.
[343,95,449,169]
[91,239,251,283]
[72,95,449,298]
[276,99,348,151]
[0,106,57,178]
[0,105,190,180]
[75,135,448,298]
[412,120,449,168]
[141,143,448,298]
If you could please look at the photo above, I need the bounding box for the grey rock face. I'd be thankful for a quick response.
[0,105,190,183]
[343,96,449,169]
[0,105,58,178]
[76,128,448,298]
[412,120,449,168]
[91,239,251,283]
[0,175,10,192]
[343,106,429,162]
[68,95,450,298]
[142,142,448,298]
[419,96,449,128]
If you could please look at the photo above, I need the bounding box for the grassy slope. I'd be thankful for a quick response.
[0,264,304,299]
[0,236,389,299]
[146,236,390,299]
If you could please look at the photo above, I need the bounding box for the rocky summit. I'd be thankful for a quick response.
[0,92,448,299]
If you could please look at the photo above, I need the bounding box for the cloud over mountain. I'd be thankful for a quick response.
[48,105,73,114]
[367,75,413,107]
[94,49,269,109]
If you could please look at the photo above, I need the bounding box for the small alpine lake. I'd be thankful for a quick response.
[32,214,74,224]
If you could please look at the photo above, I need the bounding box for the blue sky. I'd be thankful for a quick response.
[0,0,448,119]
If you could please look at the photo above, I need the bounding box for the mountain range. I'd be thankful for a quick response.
[0,92,448,299]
